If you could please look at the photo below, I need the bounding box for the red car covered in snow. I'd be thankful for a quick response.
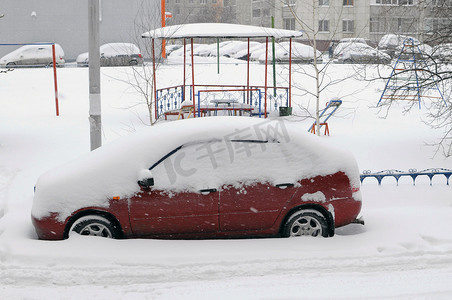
[32,117,362,240]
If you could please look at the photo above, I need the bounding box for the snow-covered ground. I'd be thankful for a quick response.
[1,60,451,299]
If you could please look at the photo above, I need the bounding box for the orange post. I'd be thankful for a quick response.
[161,0,166,59]
[310,123,330,136]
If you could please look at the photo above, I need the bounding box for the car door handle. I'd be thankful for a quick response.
[275,183,294,189]
[199,188,217,195]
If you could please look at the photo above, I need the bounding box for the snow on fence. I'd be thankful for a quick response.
[360,168,452,185]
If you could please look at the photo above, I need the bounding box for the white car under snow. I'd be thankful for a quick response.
[0,44,65,67]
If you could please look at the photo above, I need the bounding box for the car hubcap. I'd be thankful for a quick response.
[79,223,112,238]
[290,216,322,237]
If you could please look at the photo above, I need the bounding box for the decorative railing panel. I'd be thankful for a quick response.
[156,84,289,119]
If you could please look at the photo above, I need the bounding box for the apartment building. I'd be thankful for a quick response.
[165,0,276,27]
[279,0,369,49]
[279,0,451,45]
[166,1,452,47]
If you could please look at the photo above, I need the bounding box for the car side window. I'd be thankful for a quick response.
[150,139,295,191]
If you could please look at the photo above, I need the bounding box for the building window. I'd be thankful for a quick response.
[318,20,330,32]
[431,0,450,6]
[284,0,297,6]
[252,9,261,17]
[319,0,329,6]
[370,17,381,33]
[343,19,354,33]
[200,0,207,4]
[284,18,295,30]
[343,0,353,6]
[424,18,450,33]
[375,0,413,4]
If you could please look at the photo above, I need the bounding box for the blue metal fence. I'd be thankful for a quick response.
[360,168,452,185]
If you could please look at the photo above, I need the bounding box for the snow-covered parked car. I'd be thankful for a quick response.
[431,43,452,63]
[32,117,362,240]
[168,43,202,57]
[76,43,143,67]
[232,42,263,60]
[334,42,391,64]
[0,44,65,67]
[337,38,367,45]
[215,40,259,58]
[378,34,420,58]
[165,44,182,56]
[393,42,432,61]
[258,42,323,64]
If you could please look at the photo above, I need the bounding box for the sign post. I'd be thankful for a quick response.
[89,0,101,151]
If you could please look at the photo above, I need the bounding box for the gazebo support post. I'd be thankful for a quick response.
[152,38,157,121]
[247,37,250,105]
[289,38,292,108]
[191,38,196,117]
[264,37,268,118]
[183,38,186,102]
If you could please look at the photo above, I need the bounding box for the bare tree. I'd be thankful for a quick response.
[112,0,163,126]
[276,0,369,135]
[374,0,452,157]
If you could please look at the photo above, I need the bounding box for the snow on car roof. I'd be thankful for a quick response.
[142,23,303,39]
[378,34,420,48]
[32,117,360,222]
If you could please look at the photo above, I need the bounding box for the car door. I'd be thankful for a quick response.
[218,140,296,232]
[19,48,37,65]
[220,182,296,231]
[128,142,220,237]
[35,47,51,65]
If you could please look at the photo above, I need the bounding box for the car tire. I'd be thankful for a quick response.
[6,62,16,67]
[282,209,329,238]
[71,215,117,238]
[129,60,138,66]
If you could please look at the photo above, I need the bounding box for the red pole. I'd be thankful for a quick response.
[161,0,166,59]
[247,37,250,105]
[191,38,196,117]
[52,44,59,116]
[264,37,268,118]
[289,38,292,108]
[183,39,186,102]
[152,39,157,121]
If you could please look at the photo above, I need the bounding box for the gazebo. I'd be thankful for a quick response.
[142,23,303,120]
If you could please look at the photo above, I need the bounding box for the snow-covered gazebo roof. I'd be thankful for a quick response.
[142,23,303,39]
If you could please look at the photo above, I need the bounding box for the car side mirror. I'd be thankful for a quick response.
[138,169,154,188]
[138,177,154,188]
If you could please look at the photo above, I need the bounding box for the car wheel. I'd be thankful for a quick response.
[71,215,117,238]
[6,62,16,67]
[129,60,138,66]
[283,209,328,237]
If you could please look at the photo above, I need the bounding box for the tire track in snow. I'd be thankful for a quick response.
[2,249,452,287]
